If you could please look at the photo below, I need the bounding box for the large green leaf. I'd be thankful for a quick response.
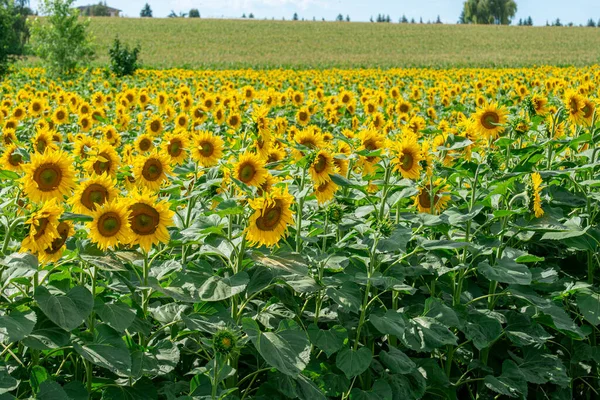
[96,300,136,332]
[463,311,503,350]
[34,286,93,331]
[370,310,406,337]
[384,371,426,400]
[402,317,457,352]
[307,324,347,358]
[130,340,180,378]
[380,347,416,374]
[484,360,527,398]
[0,311,36,343]
[22,312,71,350]
[326,282,362,314]
[576,290,600,326]
[37,381,69,400]
[350,380,392,400]
[73,324,132,376]
[198,272,249,301]
[101,378,157,400]
[243,318,310,377]
[516,348,569,387]
[478,258,532,285]
[0,368,18,395]
[336,347,372,379]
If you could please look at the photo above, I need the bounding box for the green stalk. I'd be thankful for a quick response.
[354,235,379,350]
[1,216,26,255]
[295,165,308,253]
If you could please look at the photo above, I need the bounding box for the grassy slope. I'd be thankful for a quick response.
[77,18,600,68]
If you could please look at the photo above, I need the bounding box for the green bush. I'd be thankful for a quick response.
[0,0,30,78]
[28,0,95,76]
[108,37,140,77]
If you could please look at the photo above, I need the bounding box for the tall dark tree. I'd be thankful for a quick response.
[526,16,533,25]
[140,3,152,17]
[586,18,596,27]
[188,8,200,18]
[292,12,298,20]
[461,0,517,25]
[345,15,350,22]
[336,13,343,21]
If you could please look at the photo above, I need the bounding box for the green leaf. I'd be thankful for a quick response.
[336,347,372,379]
[101,378,157,400]
[384,371,426,400]
[484,360,527,398]
[37,381,69,400]
[73,324,132,376]
[0,368,18,395]
[577,291,600,326]
[350,380,392,400]
[380,347,416,374]
[307,324,347,358]
[97,301,136,332]
[505,312,552,347]
[517,348,569,387]
[421,239,470,250]
[370,311,406,337]
[478,257,532,285]
[34,286,93,331]
[242,318,310,377]
[326,282,362,314]
[0,310,36,343]
[63,382,87,400]
[29,366,49,395]
[463,311,503,350]
[198,272,249,301]
[295,374,327,400]
[402,317,457,352]
[22,313,70,350]
[131,340,180,378]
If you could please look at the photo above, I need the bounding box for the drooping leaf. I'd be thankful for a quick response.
[384,371,426,400]
[350,380,393,400]
[34,286,93,332]
[198,272,249,301]
[0,311,36,343]
[370,311,406,337]
[97,301,136,332]
[73,324,132,376]
[242,318,310,377]
[335,347,372,379]
[463,311,503,350]
[484,360,527,398]
[37,381,69,400]
[307,324,347,358]
[478,258,532,285]
[402,317,457,352]
[326,282,362,314]
[576,290,600,326]
[379,347,416,374]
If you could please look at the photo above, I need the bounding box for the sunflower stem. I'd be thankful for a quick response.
[1,216,26,255]
[295,164,308,253]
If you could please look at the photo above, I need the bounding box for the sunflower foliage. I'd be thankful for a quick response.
[0,66,599,400]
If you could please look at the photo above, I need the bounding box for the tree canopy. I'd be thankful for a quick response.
[460,0,517,25]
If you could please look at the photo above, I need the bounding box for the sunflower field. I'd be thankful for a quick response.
[0,65,599,399]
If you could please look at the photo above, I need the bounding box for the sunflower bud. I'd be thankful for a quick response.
[326,203,344,224]
[213,329,237,355]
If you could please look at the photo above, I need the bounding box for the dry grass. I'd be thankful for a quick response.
[28,17,600,68]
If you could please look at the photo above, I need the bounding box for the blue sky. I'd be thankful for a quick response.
[30,0,600,25]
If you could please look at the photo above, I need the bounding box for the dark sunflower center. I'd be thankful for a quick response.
[230,116,239,126]
[56,111,65,120]
[199,141,214,157]
[481,111,499,130]
[93,152,112,175]
[313,154,327,173]
[255,204,282,231]
[239,163,256,183]
[9,152,22,166]
[33,163,62,191]
[150,120,161,133]
[142,158,163,181]
[569,98,579,113]
[46,222,70,254]
[401,152,414,170]
[81,183,109,211]
[317,181,330,193]
[33,217,50,239]
[36,139,47,153]
[129,203,160,235]
[178,117,186,126]
[139,138,152,151]
[583,104,593,118]
[168,140,183,157]
[32,103,41,112]
[98,212,121,237]
[299,111,308,121]
[400,104,409,113]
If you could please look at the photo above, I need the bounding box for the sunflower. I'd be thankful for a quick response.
[32,129,58,154]
[214,107,226,124]
[233,152,268,187]
[22,150,76,203]
[20,199,63,254]
[265,145,286,167]
[88,199,133,251]
[309,150,337,185]
[51,106,69,125]
[581,99,596,126]
[296,107,311,126]
[146,116,163,136]
[314,179,339,204]
[191,131,224,167]
[530,94,549,116]
[69,174,119,214]
[84,143,120,177]
[161,130,189,165]
[0,144,25,173]
[390,133,423,180]
[12,106,26,121]
[472,102,507,139]
[414,180,451,214]
[564,90,585,125]
[2,128,17,146]
[135,133,155,153]
[531,172,544,218]
[227,113,242,130]
[126,189,174,252]
[246,186,295,247]
[133,150,172,192]
[29,98,45,116]
[73,136,97,160]
[103,125,121,147]
[175,113,189,130]
[78,115,92,132]
[39,221,74,264]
